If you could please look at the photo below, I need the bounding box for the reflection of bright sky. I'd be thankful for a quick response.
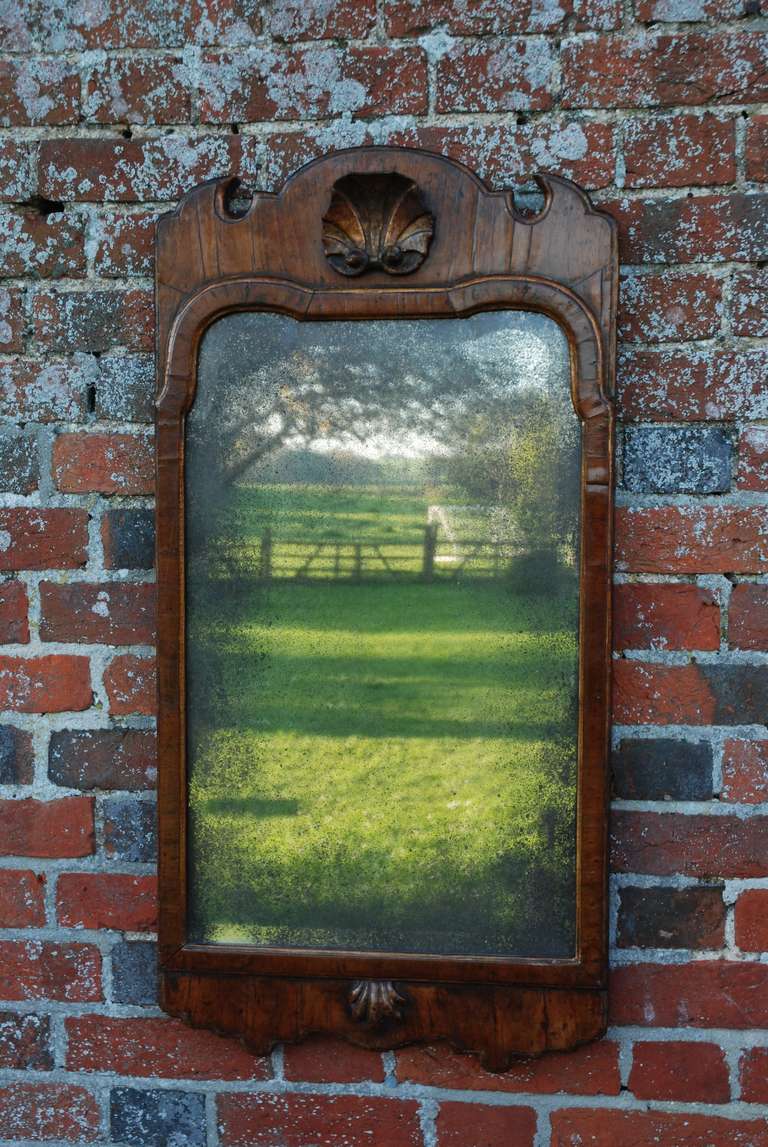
[302,428,450,460]
[283,328,559,461]
[458,326,557,385]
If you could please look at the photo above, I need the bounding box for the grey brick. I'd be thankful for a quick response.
[110,1088,206,1147]
[49,728,156,791]
[0,1011,52,1070]
[622,426,732,494]
[96,353,154,422]
[111,940,158,1006]
[103,507,155,570]
[613,738,714,800]
[103,797,157,862]
[0,725,34,784]
[0,429,38,493]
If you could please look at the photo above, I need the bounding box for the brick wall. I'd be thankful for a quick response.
[1,1,767,1144]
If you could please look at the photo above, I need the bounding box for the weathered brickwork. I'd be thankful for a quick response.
[1,1,767,1144]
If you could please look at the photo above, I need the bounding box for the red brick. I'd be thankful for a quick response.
[270,0,376,39]
[0,285,24,352]
[722,739,768,803]
[0,581,29,644]
[612,662,714,724]
[92,211,156,277]
[104,655,156,716]
[0,212,86,278]
[616,506,768,573]
[40,582,155,645]
[612,810,768,878]
[386,0,554,34]
[3,2,183,49]
[52,433,153,494]
[747,115,768,181]
[0,870,45,927]
[635,0,748,17]
[397,1040,620,1095]
[733,268,768,336]
[39,135,260,203]
[737,428,768,492]
[611,961,768,1027]
[436,40,555,113]
[735,890,768,952]
[0,509,88,572]
[436,1102,536,1146]
[0,1083,99,1141]
[282,1036,385,1083]
[261,128,371,188]
[34,290,153,353]
[0,359,90,422]
[619,272,721,343]
[57,874,157,931]
[1,797,94,858]
[0,656,92,713]
[0,941,101,1002]
[551,1108,768,1146]
[199,46,427,122]
[629,1040,730,1102]
[614,584,719,652]
[730,584,768,650]
[622,113,736,188]
[218,1093,422,1146]
[266,119,616,194]
[618,347,768,422]
[0,58,79,125]
[0,2,261,50]
[67,1015,269,1079]
[84,56,191,125]
[192,0,263,44]
[604,194,768,265]
[384,0,589,34]
[741,1047,768,1103]
[384,120,616,191]
[0,1012,52,1070]
[562,32,768,108]
[49,728,157,791]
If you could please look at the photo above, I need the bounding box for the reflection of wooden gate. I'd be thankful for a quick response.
[247,524,513,583]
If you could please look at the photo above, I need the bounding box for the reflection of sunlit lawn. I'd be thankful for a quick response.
[187,485,579,957]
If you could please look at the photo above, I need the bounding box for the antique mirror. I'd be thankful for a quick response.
[156,147,616,1068]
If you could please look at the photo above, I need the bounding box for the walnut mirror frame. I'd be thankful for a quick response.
[155,146,616,1070]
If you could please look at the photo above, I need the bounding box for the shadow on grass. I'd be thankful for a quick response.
[189,818,577,959]
[190,578,578,636]
[204,797,300,817]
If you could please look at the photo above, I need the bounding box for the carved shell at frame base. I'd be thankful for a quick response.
[349,980,407,1025]
[322,172,434,277]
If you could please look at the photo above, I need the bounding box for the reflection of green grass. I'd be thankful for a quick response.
[187,484,579,957]
[232,482,434,541]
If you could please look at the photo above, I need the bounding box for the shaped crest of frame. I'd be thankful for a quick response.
[155,146,617,1070]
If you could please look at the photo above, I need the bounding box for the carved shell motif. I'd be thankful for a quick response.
[322,173,434,276]
[349,980,407,1025]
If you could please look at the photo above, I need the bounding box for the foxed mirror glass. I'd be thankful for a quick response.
[185,309,580,959]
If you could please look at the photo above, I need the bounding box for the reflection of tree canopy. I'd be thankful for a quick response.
[190,311,579,552]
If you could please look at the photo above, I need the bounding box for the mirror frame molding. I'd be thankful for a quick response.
[155,146,617,1069]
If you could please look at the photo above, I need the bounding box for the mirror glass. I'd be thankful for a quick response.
[185,310,580,957]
